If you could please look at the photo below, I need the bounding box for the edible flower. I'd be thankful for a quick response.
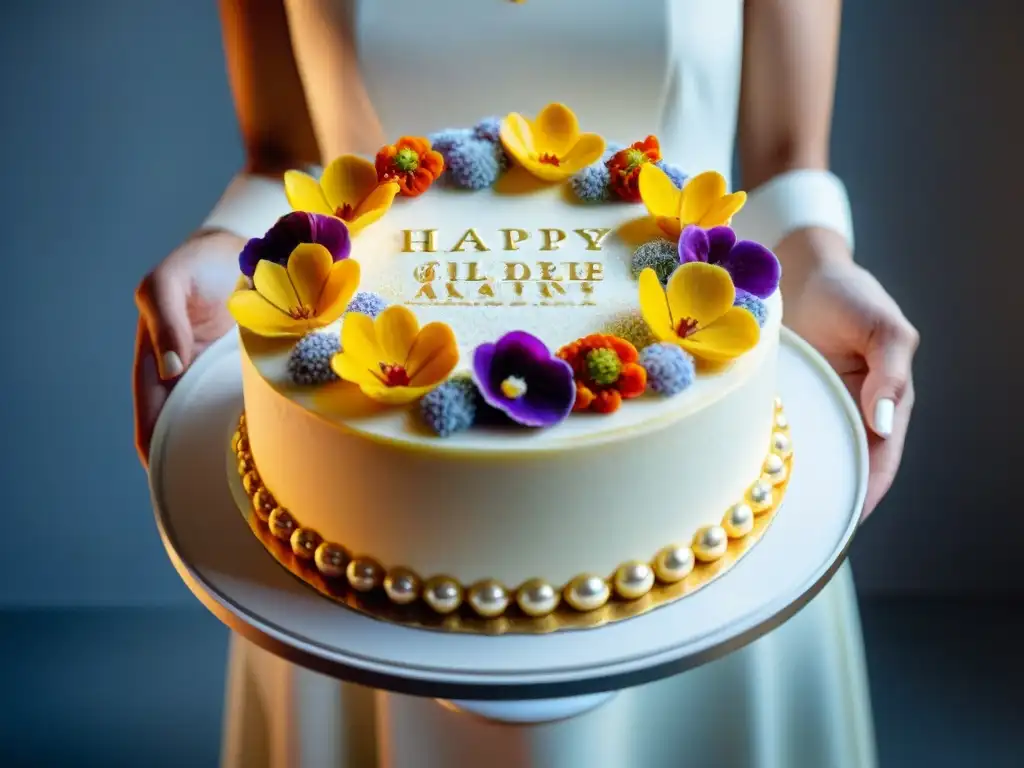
[332,306,458,405]
[499,103,605,182]
[557,334,647,414]
[238,212,351,278]
[283,155,399,236]
[228,243,361,338]
[375,137,445,197]
[638,262,760,364]
[638,167,746,239]
[606,136,661,202]
[472,331,576,428]
[678,225,781,299]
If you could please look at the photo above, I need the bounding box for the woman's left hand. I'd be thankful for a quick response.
[776,228,919,519]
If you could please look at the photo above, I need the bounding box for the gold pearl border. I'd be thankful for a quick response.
[231,400,793,635]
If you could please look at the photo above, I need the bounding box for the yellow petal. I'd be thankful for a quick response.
[679,171,728,227]
[374,305,420,365]
[331,350,384,387]
[665,262,735,329]
[227,290,301,337]
[320,155,379,212]
[559,133,607,174]
[680,307,761,363]
[340,311,381,368]
[406,322,459,386]
[314,259,360,320]
[357,382,437,406]
[283,170,332,215]
[637,268,676,341]
[348,182,399,236]
[639,164,683,220]
[532,102,580,155]
[500,113,536,162]
[286,243,333,308]
[699,191,747,227]
[252,260,299,314]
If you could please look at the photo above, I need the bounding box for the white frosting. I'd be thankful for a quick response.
[239,180,782,587]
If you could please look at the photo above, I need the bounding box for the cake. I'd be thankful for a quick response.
[227,103,792,626]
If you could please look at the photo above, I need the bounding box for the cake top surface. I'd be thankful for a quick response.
[229,103,783,442]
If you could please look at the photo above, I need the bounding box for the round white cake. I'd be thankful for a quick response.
[229,106,789,622]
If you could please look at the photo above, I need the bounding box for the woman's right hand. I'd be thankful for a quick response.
[133,229,246,469]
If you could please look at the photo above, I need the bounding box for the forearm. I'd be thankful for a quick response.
[733,0,852,255]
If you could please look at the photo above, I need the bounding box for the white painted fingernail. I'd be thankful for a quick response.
[873,398,895,438]
[161,351,184,379]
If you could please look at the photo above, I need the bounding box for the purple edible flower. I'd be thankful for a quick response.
[678,225,781,299]
[238,212,351,278]
[472,331,575,428]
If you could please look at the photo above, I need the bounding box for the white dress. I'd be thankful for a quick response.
[220,1,877,766]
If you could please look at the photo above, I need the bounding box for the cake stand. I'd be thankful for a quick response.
[150,328,869,768]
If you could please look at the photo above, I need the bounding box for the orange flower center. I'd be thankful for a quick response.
[288,305,315,320]
[379,363,410,387]
[537,152,561,166]
[676,318,699,338]
[334,203,355,220]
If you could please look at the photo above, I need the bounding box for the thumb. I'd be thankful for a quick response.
[861,316,919,438]
[135,269,195,380]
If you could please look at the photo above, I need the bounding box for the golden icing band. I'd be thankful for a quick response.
[230,402,793,634]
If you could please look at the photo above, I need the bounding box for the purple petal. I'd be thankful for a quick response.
[705,226,737,265]
[236,212,352,277]
[514,357,575,427]
[472,342,500,403]
[238,237,269,278]
[719,240,782,299]
[308,213,352,261]
[677,225,709,265]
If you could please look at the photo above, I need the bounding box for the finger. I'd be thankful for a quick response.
[861,317,919,438]
[862,381,914,519]
[133,318,172,469]
[135,269,194,380]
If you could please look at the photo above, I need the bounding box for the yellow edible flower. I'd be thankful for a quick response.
[638,167,747,239]
[638,262,759,364]
[227,244,360,338]
[284,155,399,236]
[499,103,605,182]
[332,306,459,405]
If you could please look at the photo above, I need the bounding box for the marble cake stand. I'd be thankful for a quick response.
[149,327,869,768]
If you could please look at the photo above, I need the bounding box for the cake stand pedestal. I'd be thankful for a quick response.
[150,329,871,768]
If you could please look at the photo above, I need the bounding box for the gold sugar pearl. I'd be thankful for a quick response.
[763,454,788,485]
[722,503,754,539]
[564,575,610,612]
[384,567,422,605]
[290,528,322,560]
[268,508,296,541]
[692,525,728,563]
[612,561,655,600]
[467,580,510,618]
[237,456,254,476]
[772,431,792,458]
[748,480,774,513]
[423,576,463,615]
[346,558,384,592]
[313,542,348,579]
[516,579,560,617]
[251,488,275,522]
[242,470,261,495]
[652,545,695,583]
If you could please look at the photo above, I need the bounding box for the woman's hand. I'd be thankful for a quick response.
[777,228,919,518]
[133,229,246,469]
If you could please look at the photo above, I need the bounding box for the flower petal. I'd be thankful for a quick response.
[406,322,459,386]
[320,155,379,211]
[666,262,735,329]
[314,259,361,320]
[227,290,299,337]
[699,191,747,227]
[559,133,606,173]
[348,182,399,236]
[678,225,710,264]
[374,305,420,365]
[283,171,332,215]
[679,171,727,227]
[357,382,437,406]
[286,243,333,308]
[307,214,352,261]
[718,240,781,299]
[638,268,676,341]
[639,164,683,220]
[253,260,299,314]
[706,226,737,262]
[532,103,580,155]
[331,350,383,387]
[499,113,536,159]
[618,363,647,397]
[681,306,760,363]
[340,311,381,368]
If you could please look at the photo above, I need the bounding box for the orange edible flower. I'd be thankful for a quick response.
[375,137,445,197]
[606,136,661,202]
[556,334,647,414]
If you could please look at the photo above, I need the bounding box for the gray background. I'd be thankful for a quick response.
[0,0,1018,608]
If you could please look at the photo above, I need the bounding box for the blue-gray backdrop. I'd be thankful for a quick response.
[0,0,1018,606]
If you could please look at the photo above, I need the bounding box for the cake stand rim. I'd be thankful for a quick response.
[149,326,869,700]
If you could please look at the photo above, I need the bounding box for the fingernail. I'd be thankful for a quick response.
[873,398,895,438]
[161,351,184,379]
